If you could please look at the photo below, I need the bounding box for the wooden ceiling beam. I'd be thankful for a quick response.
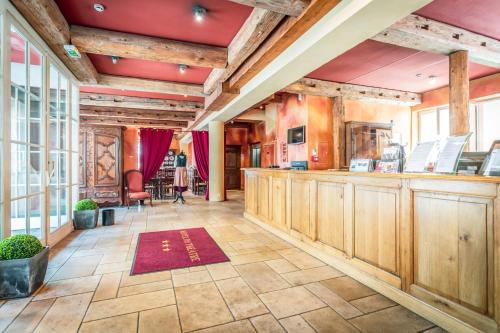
[79,106,196,121]
[88,74,205,97]
[205,82,239,111]
[228,0,310,16]
[10,0,98,83]
[204,8,285,95]
[283,78,422,105]
[71,25,227,69]
[80,116,188,128]
[80,93,203,112]
[372,14,500,68]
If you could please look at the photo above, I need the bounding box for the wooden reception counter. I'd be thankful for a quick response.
[243,168,500,333]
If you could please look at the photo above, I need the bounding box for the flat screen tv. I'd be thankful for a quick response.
[287,126,305,144]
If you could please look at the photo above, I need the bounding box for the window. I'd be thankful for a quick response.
[475,98,500,151]
[417,107,450,143]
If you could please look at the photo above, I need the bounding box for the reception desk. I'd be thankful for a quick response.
[243,168,500,333]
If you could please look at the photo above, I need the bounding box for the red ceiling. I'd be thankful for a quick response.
[79,87,204,103]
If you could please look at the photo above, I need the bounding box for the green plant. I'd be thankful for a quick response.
[0,234,44,260]
[75,199,98,211]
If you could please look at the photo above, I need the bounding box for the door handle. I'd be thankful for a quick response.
[49,160,55,179]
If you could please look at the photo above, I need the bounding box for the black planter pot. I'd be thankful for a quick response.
[73,208,99,229]
[0,247,49,299]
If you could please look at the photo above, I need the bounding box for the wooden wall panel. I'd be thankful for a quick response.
[245,173,258,215]
[290,179,312,237]
[257,176,270,221]
[271,177,287,229]
[354,186,398,274]
[317,182,344,251]
[414,193,490,314]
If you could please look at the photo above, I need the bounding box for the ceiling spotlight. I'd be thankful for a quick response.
[111,56,119,64]
[193,5,207,22]
[94,3,105,12]
[416,73,423,78]
[183,94,188,98]
[178,64,187,74]
[298,93,304,102]
[428,75,437,84]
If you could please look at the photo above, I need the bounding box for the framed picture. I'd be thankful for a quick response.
[479,140,500,176]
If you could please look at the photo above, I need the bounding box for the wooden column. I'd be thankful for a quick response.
[332,96,345,169]
[449,50,470,136]
[209,121,225,202]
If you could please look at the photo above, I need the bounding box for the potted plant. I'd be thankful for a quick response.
[0,234,48,298]
[73,199,99,229]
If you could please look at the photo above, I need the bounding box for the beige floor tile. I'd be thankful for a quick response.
[207,262,239,280]
[277,248,324,269]
[349,305,434,333]
[175,281,233,332]
[84,289,175,322]
[50,255,103,281]
[79,313,138,333]
[302,307,359,333]
[235,262,290,294]
[282,265,344,285]
[118,280,173,297]
[120,270,172,287]
[350,294,397,313]
[189,265,207,272]
[305,282,362,319]
[93,272,122,301]
[249,314,285,333]
[194,320,256,333]
[34,293,93,333]
[279,315,315,333]
[94,260,133,275]
[216,277,268,320]
[34,275,101,301]
[5,299,55,333]
[0,298,32,332]
[100,251,129,264]
[321,276,377,301]
[229,251,282,265]
[172,270,212,287]
[264,259,299,274]
[258,286,325,319]
[139,305,181,333]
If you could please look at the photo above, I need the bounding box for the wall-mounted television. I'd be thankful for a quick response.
[287,125,305,145]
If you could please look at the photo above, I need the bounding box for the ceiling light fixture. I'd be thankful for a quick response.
[193,5,207,22]
[428,75,437,84]
[111,56,119,64]
[178,64,187,74]
[94,3,105,12]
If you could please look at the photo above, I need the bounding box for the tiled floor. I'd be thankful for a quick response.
[0,191,446,333]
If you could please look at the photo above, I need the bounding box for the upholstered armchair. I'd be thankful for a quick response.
[124,170,152,208]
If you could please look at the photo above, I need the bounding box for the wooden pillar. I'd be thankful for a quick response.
[209,121,225,202]
[449,50,470,136]
[332,96,345,169]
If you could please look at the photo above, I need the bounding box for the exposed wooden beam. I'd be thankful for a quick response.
[283,78,422,105]
[80,116,188,128]
[89,74,205,97]
[10,0,98,83]
[332,96,345,169]
[205,82,240,111]
[80,93,203,112]
[228,0,310,16]
[71,25,227,69]
[449,51,470,136]
[204,9,285,94]
[372,14,500,68]
[79,106,196,121]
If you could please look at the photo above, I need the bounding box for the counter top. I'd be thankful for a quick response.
[242,168,500,183]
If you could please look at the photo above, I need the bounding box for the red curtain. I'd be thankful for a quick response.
[192,130,209,200]
[140,129,174,183]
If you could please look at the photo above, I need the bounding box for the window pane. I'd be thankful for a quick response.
[49,119,58,149]
[11,87,27,141]
[49,190,58,232]
[11,198,27,235]
[478,99,500,151]
[11,143,27,198]
[10,28,26,89]
[49,150,58,187]
[72,185,79,214]
[60,187,68,226]
[60,151,67,185]
[60,75,68,118]
[60,117,67,149]
[72,151,79,184]
[438,108,449,137]
[30,95,42,145]
[49,65,58,111]
[419,111,438,142]
[30,146,42,193]
[29,194,43,239]
[29,46,43,97]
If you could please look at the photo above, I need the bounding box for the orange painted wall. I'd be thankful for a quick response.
[306,95,333,170]
[187,142,193,166]
[277,94,308,165]
[123,127,139,172]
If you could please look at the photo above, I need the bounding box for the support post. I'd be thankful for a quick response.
[449,50,470,136]
[332,96,345,169]
[209,121,225,202]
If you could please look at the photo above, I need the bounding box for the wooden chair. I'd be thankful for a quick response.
[124,170,152,208]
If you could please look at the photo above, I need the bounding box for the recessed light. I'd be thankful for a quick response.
[416,73,423,78]
[178,64,187,74]
[111,56,119,64]
[428,75,437,84]
[94,3,105,12]
[193,5,207,22]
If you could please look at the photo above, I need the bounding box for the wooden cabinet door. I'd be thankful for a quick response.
[245,173,258,215]
[290,179,314,238]
[317,182,344,251]
[257,176,270,221]
[271,177,287,230]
